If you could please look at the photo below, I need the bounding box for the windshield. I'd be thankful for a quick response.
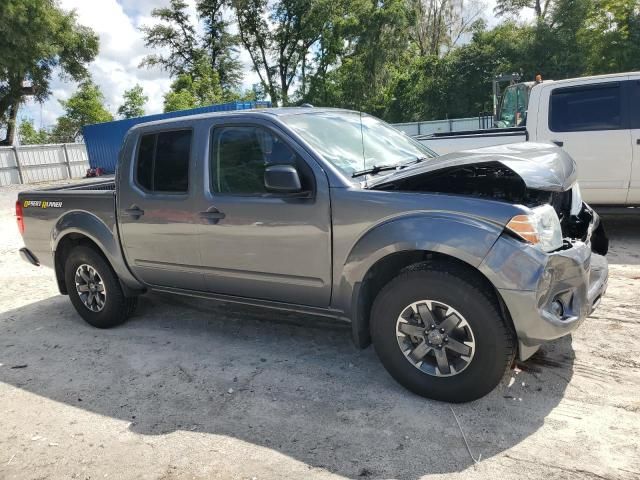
[280,111,436,177]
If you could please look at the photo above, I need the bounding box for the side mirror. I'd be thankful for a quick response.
[264,164,302,193]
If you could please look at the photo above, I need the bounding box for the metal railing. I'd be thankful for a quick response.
[393,115,493,136]
[0,143,89,186]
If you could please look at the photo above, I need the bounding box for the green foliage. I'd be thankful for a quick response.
[0,0,99,144]
[301,0,413,114]
[141,0,243,97]
[12,0,640,132]
[18,119,50,145]
[163,59,224,112]
[50,81,113,143]
[117,84,148,119]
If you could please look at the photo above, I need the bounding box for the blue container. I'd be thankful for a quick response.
[82,101,271,173]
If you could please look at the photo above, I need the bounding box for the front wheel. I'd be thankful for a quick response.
[371,266,515,402]
[64,246,137,328]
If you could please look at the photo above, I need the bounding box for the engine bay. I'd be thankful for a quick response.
[371,161,607,253]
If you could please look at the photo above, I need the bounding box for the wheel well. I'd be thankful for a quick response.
[54,234,108,295]
[352,250,515,348]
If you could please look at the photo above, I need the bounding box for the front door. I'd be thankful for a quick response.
[118,128,204,290]
[537,79,632,205]
[195,121,332,307]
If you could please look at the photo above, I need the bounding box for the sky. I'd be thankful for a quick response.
[20,0,509,131]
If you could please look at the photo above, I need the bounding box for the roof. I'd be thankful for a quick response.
[128,107,357,131]
[537,71,640,87]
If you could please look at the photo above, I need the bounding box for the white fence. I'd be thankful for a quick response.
[393,116,492,136]
[0,143,89,186]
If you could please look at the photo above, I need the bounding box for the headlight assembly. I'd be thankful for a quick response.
[506,204,563,252]
[570,183,583,216]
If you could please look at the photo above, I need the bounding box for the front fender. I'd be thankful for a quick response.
[52,211,142,291]
[334,212,506,345]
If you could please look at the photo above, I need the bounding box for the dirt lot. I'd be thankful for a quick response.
[1,180,639,480]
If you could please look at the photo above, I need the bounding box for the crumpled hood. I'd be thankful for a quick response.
[368,142,577,192]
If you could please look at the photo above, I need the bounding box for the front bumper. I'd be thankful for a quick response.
[480,228,609,360]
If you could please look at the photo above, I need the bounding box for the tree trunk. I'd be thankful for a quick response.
[1,99,20,146]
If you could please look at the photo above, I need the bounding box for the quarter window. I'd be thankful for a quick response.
[549,83,622,132]
[135,130,191,193]
[210,126,306,195]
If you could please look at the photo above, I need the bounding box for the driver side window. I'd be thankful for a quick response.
[210,126,301,195]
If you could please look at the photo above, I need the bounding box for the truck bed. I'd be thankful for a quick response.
[416,127,527,155]
[17,177,118,269]
[26,177,116,192]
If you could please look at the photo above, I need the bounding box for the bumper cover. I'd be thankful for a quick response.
[481,237,608,360]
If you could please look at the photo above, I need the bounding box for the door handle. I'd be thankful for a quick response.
[123,206,144,219]
[199,209,226,224]
[552,140,564,147]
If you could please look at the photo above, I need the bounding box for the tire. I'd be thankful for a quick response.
[64,246,137,328]
[371,265,514,402]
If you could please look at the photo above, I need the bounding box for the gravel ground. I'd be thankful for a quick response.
[1,180,639,480]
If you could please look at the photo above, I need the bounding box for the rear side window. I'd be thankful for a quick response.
[135,130,191,193]
[549,83,622,132]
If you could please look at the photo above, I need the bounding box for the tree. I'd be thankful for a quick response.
[494,0,556,19]
[140,0,242,96]
[0,0,99,145]
[197,0,243,91]
[582,0,640,73]
[163,58,224,112]
[117,84,148,119]
[409,0,484,57]
[233,0,337,106]
[50,81,113,143]
[18,119,49,145]
[301,0,414,116]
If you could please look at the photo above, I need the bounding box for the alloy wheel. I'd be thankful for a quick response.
[75,264,107,312]
[395,300,475,377]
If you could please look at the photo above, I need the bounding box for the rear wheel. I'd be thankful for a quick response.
[64,246,137,328]
[371,265,514,402]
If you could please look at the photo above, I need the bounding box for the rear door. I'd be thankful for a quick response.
[627,76,640,204]
[536,78,632,205]
[118,127,204,290]
[194,118,332,307]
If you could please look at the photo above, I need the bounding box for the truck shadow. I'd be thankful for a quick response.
[599,214,640,265]
[0,293,574,479]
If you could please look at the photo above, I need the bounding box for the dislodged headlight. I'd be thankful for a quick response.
[506,204,563,252]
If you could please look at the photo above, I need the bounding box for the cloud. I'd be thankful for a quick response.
[20,0,262,131]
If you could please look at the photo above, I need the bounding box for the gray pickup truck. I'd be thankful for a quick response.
[16,108,608,402]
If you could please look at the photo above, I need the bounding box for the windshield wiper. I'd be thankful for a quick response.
[352,164,398,178]
[351,156,429,178]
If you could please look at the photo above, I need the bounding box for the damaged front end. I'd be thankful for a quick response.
[368,143,608,255]
[367,142,609,360]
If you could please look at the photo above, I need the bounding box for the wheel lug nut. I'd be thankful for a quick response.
[444,337,448,342]
[440,328,445,333]
[431,324,436,329]
[437,344,442,348]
